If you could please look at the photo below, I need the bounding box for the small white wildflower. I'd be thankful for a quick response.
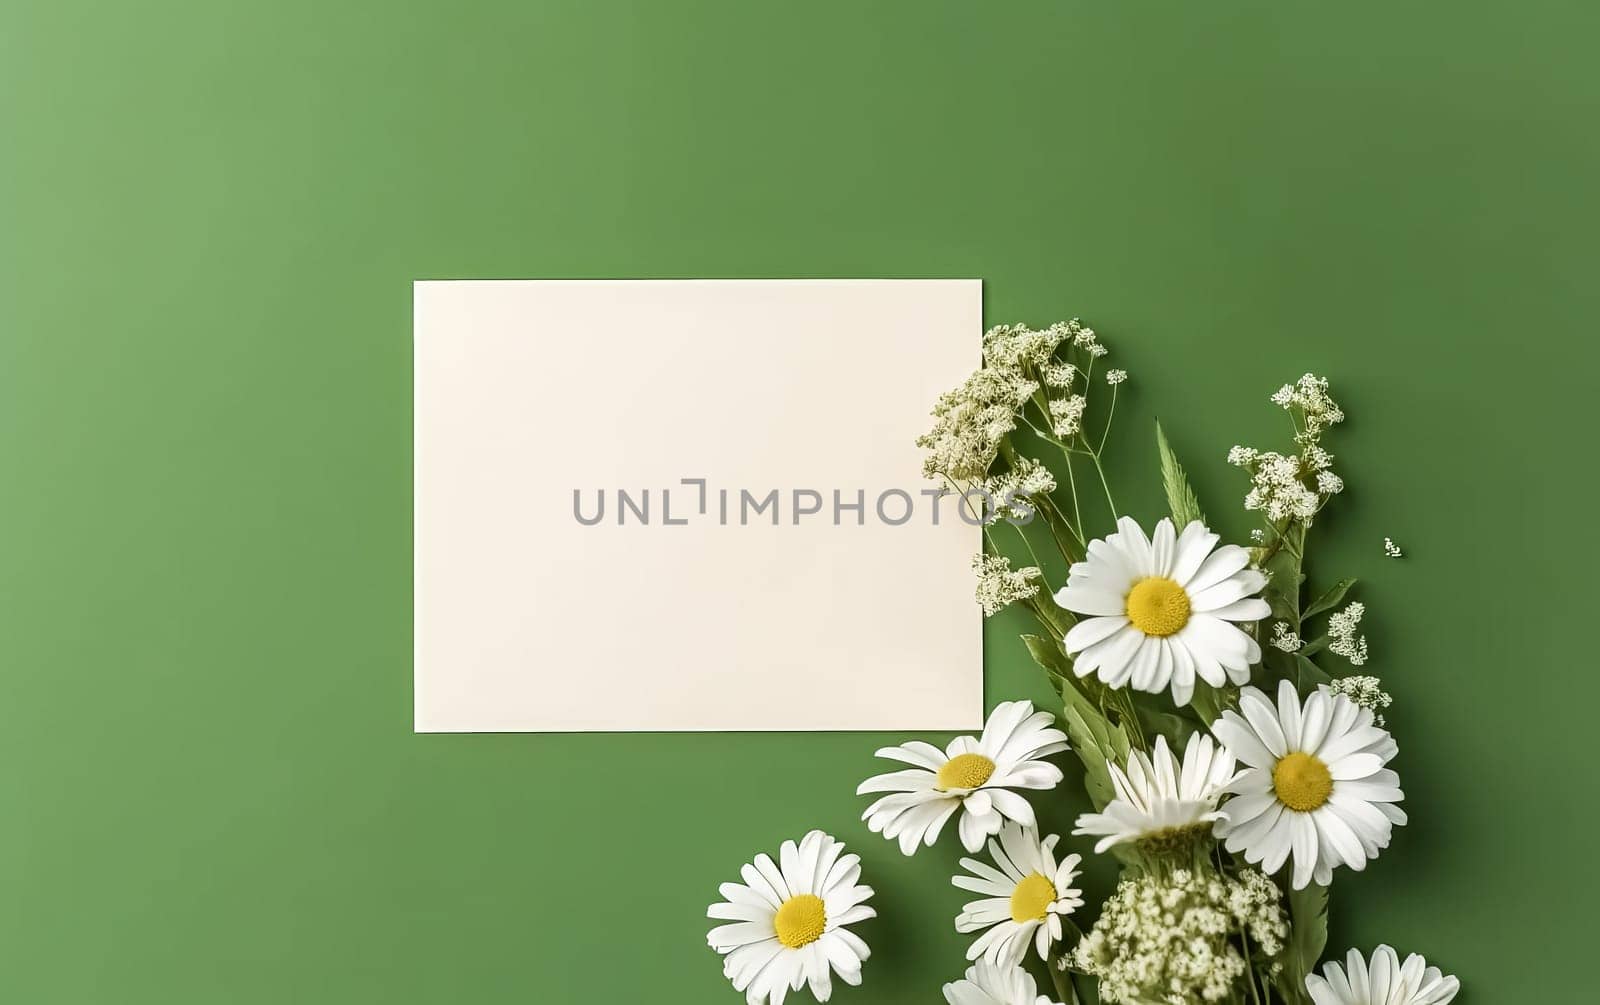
[1327,675,1393,727]
[1105,368,1128,385]
[1270,622,1303,653]
[1086,343,1108,358]
[1316,470,1344,495]
[1071,868,1286,1005]
[972,554,1042,616]
[1273,373,1345,437]
[979,458,1057,525]
[1042,361,1078,387]
[1327,601,1369,667]
[1249,528,1265,543]
[1227,446,1258,467]
[1049,395,1087,437]
[1304,445,1334,471]
[1240,451,1319,521]
[1383,537,1403,558]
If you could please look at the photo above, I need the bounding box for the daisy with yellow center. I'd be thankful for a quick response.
[706,830,875,1005]
[858,701,1069,855]
[1055,517,1272,705]
[952,823,1084,967]
[1211,681,1407,890]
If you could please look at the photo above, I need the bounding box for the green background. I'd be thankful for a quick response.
[4,1,1595,1000]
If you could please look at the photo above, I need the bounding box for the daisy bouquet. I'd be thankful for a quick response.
[706,322,1459,1005]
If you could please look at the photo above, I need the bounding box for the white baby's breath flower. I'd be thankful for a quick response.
[1042,362,1077,388]
[1071,867,1286,1004]
[1086,343,1108,358]
[1316,471,1345,495]
[1328,676,1393,727]
[1327,602,1369,666]
[1273,373,1345,436]
[953,823,1084,966]
[1228,446,1259,467]
[706,830,875,1005]
[973,554,1042,616]
[1383,537,1403,558]
[1105,368,1127,385]
[1250,528,1265,543]
[1270,622,1303,653]
[1048,396,1086,437]
[858,702,1069,854]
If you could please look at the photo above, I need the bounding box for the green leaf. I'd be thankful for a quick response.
[1303,578,1357,621]
[1278,883,1330,1000]
[1031,585,1078,640]
[1294,654,1332,693]
[1023,636,1131,811]
[1155,420,1207,528]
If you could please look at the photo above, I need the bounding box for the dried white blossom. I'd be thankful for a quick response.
[1271,622,1304,653]
[1240,451,1320,521]
[1071,868,1287,1004]
[1105,368,1128,385]
[979,459,1058,525]
[1327,675,1393,727]
[1049,395,1087,437]
[1272,373,1345,437]
[1383,537,1403,558]
[1327,601,1369,666]
[917,365,1039,481]
[1042,362,1078,388]
[973,554,1042,616]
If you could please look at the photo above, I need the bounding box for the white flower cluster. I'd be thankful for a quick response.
[1270,621,1303,653]
[1384,536,1403,558]
[920,320,1119,482]
[1327,601,1369,666]
[1271,372,1345,443]
[1105,368,1128,385]
[1071,868,1287,1005]
[1228,376,1348,523]
[1228,449,1320,521]
[918,366,1039,481]
[973,553,1042,616]
[1327,675,1393,727]
[1049,395,1087,437]
[979,458,1058,525]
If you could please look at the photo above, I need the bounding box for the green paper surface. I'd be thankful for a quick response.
[3,1,1594,1000]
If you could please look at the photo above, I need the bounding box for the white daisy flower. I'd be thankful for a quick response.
[858,701,1069,854]
[1055,517,1271,705]
[1072,732,1239,854]
[943,960,1063,1005]
[953,823,1084,966]
[1211,681,1406,890]
[1306,946,1460,1005]
[706,830,875,1005]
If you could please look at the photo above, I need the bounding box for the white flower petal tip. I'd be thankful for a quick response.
[1072,732,1238,855]
[942,959,1065,1005]
[1305,946,1460,1005]
[705,831,875,1005]
[1211,681,1405,890]
[951,822,1083,968]
[856,703,1067,856]
[1056,516,1268,705]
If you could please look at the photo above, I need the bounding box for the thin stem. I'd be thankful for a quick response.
[1088,449,1119,519]
[1097,383,1119,454]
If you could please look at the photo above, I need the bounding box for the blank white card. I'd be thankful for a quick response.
[414,280,982,731]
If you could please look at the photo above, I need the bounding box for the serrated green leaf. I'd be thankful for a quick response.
[1303,578,1357,621]
[1155,420,1206,528]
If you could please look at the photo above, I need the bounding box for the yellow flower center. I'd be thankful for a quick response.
[1009,872,1057,923]
[1125,576,1191,637]
[936,752,997,791]
[1273,752,1334,812]
[773,893,827,948]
